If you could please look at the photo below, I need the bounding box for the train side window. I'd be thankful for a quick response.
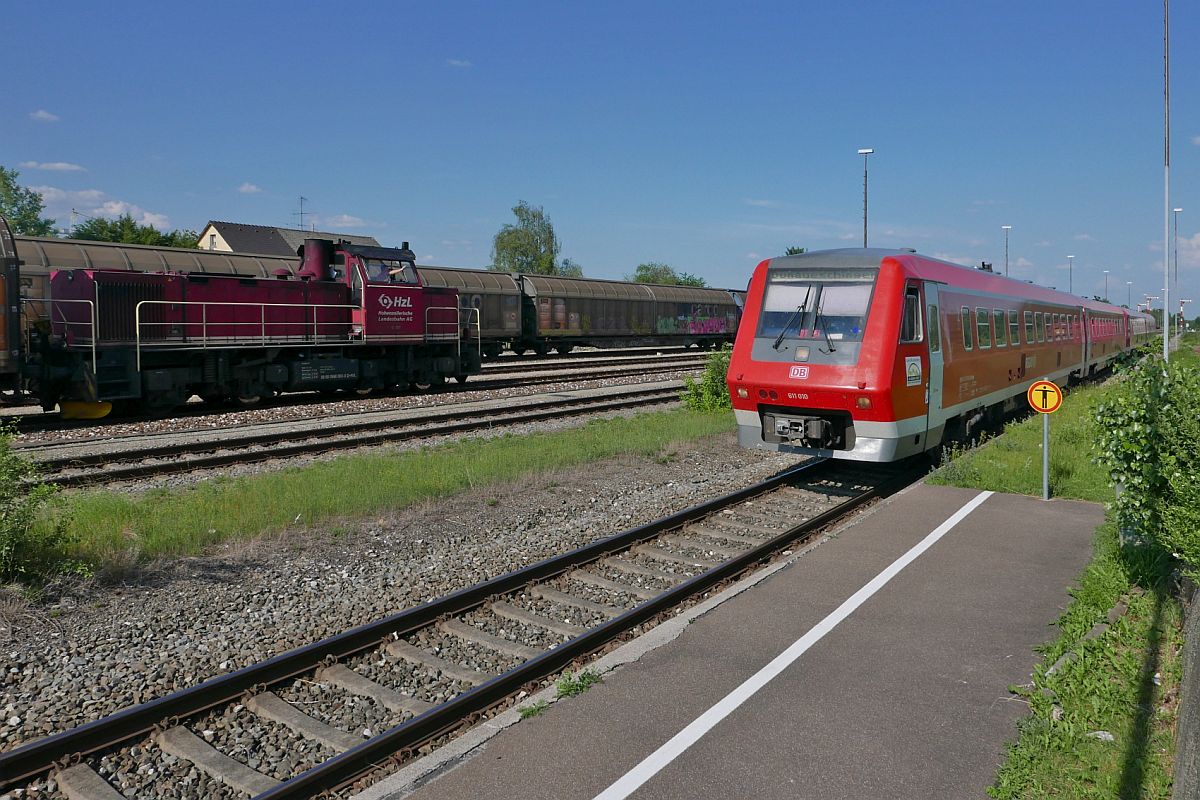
[351,265,363,306]
[928,305,940,352]
[961,306,973,350]
[993,309,1006,346]
[1024,310,1034,343]
[1052,313,1060,340]
[1008,310,1020,344]
[975,307,991,348]
[1035,312,1045,342]
[900,289,923,343]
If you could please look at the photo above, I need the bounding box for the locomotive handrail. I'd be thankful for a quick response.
[423,304,481,366]
[134,300,360,371]
[21,297,97,374]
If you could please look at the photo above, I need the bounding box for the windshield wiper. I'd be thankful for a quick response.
[771,287,812,350]
[815,297,837,354]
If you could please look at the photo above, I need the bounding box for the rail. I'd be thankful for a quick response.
[21,297,97,374]
[134,300,359,370]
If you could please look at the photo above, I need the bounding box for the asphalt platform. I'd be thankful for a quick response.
[360,482,1103,800]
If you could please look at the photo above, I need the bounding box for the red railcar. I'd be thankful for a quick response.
[727,249,1156,462]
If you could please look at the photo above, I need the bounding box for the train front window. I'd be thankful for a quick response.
[757,268,876,345]
[364,258,418,285]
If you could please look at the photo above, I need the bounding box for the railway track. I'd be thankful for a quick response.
[7,352,709,438]
[0,458,917,799]
[26,383,687,487]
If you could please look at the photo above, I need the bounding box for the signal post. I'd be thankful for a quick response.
[1027,380,1063,500]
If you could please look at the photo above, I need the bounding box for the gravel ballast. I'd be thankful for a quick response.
[0,430,799,789]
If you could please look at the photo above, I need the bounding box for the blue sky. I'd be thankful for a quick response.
[3,1,1198,310]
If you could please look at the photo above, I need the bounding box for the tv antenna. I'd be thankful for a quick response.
[292,196,312,231]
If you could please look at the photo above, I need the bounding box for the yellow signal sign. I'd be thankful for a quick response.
[1027,380,1063,414]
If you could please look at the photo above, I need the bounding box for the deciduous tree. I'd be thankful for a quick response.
[72,214,199,248]
[490,201,560,274]
[0,166,56,236]
[627,262,706,287]
[784,246,807,255]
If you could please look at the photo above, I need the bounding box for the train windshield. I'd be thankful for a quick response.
[364,258,418,285]
[757,267,877,344]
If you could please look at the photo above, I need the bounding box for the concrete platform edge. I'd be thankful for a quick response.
[350,478,914,800]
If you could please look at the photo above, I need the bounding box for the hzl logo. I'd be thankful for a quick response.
[788,366,809,379]
[378,294,413,310]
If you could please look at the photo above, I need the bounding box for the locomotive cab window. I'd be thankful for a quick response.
[961,307,973,350]
[900,288,922,343]
[993,309,1006,346]
[975,307,991,348]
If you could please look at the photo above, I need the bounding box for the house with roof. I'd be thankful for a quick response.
[197,221,381,257]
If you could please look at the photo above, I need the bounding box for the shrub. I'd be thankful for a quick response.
[1093,354,1200,575]
[0,423,68,583]
[682,345,733,411]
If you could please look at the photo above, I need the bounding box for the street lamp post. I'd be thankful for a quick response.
[1002,225,1012,276]
[1068,254,1075,293]
[1127,281,1133,309]
[858,148,873,248]
[1103,270,1110,302]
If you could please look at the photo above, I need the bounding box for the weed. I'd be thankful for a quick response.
[556,669,602,698]
[519,699,549,719]
[486,498,500,507]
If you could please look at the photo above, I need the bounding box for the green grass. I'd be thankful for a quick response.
[929,379,1115,503]
[42,408,736,571]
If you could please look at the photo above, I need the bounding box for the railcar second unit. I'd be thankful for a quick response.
[727,249,1156,462]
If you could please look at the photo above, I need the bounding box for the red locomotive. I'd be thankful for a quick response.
[17,227,475,417]
[727,249,1157,462]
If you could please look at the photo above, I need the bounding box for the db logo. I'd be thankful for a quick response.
[789,366,809,380]
[379,294,412,310]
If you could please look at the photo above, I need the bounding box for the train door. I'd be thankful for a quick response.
[923,283,944,446]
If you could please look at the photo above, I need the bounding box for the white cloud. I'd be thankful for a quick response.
[439,239,473,248]
[1015,257,1034,268]
[1181,232,1200,268]
[29,109,59,122]
[18,160,85,172]
[237,182,263,194]
[1073,233,1094,241]
[321,214,367,228]
[447,59,473,68]
[1193,134,1200,146]
[1035,240,1053,247]
[746,252,761,260]
[33,185,171,229]
[742,198,775,207]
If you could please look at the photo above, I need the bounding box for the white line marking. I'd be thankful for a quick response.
[592,489,995,800]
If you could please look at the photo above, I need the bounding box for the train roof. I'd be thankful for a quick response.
[766,248,1149,321]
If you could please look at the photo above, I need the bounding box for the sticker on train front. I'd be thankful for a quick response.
[788,365,809,379]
